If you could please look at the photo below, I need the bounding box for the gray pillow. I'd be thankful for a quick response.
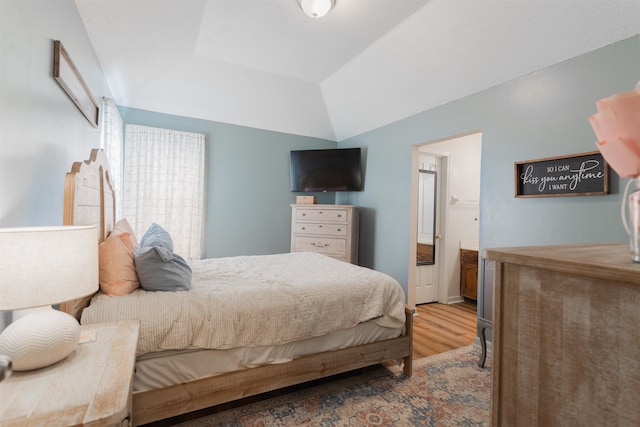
[133,246,191,292]
[139,223,173,250]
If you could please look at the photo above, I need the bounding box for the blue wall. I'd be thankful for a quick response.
[2,0,639,302]
[0,0,113,330]
[118,108,336,258]
[339,35,640,295]
[122,36,640,297]
[0,0,111,228]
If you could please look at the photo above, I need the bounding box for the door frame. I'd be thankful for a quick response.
[408,130,482,309]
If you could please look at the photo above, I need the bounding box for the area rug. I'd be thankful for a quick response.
[173,345,491,427]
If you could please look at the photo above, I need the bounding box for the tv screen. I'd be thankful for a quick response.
[290,148,363,192]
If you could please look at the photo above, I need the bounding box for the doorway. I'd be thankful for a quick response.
[407,132,482,309]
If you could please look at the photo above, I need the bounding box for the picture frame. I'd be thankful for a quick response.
[514,151,609,198]
[53,40,99,128]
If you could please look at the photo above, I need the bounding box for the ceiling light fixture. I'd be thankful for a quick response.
[299,0,335,18]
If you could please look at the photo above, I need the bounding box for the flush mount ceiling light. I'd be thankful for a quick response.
[299,0,335,18]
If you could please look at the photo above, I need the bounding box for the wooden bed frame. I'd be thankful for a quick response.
[61,149,413,426]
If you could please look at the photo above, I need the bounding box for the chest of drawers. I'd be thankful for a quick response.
[484,243,640,426]
[290,204,359,264]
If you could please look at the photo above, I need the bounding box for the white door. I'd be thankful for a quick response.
[415,156,441,304]
[416,263,438,303]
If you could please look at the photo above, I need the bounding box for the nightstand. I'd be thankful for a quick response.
[0,320,139,426]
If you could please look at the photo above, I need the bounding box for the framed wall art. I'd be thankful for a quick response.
[53,40,99,128]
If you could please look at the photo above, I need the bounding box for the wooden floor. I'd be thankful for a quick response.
[412,301,477,359]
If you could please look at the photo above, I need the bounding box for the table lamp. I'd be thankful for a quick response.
[0,226,98,373]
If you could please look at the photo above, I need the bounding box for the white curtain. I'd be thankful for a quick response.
[123,124,205,260]
[100,97,124,219]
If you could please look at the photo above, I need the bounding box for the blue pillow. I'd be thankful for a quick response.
[139,223,173,250]
[133,246,191,292]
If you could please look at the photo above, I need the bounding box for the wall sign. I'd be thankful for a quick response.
[515,151,609,198]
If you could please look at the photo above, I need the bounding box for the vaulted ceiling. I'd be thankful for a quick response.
[75,0,640,141]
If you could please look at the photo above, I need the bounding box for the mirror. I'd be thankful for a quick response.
[417,169,437,265]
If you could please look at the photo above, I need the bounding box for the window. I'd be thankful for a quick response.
[123,124,205,260]
[100,97,124,219]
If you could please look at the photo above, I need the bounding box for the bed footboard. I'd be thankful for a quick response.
[132,306,414,426]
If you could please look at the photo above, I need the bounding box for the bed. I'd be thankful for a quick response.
[61,149,413,426]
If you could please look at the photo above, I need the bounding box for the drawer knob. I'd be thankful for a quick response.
[301,227,306,230]
[337,228,341,232]
[318,225,323,228]
[311,242,329,247]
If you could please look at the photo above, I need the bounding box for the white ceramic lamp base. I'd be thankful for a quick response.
[0,306,80,371]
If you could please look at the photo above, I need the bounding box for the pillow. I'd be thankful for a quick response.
[98,232,140,296]
[133,246,191,292]
[110,218,140,249]
[139,223,173,250]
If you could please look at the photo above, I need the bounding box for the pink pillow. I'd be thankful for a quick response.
[98,232,140,296]
[110,218,140,249]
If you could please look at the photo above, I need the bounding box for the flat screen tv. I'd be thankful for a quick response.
[290,148,363,192]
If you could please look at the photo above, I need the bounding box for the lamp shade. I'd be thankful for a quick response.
[0,226,98,310]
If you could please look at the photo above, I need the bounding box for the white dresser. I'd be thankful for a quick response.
[290,204,359,264]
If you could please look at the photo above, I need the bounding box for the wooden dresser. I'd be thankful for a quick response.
[484,243,640,427]
[290,204,359,264]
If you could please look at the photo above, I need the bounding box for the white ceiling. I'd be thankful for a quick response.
[75,0,640,142]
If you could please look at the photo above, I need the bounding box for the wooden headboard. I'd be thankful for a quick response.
[61,148,115,320]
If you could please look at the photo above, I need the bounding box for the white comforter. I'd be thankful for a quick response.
[81,252,406,356]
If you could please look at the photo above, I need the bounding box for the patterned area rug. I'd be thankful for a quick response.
[173,345,491,427]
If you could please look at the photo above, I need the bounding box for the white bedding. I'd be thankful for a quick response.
[81,252,406,356]
[133,320,402,392]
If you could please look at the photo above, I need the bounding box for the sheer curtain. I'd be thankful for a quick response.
[100,97,124,219]
[123,124,205,260]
